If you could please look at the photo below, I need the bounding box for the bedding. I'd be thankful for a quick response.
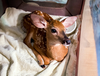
[0,7,81,76]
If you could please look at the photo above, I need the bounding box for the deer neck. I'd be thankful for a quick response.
[46,35,60,56]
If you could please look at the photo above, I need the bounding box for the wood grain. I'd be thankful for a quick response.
[78,0,98,76]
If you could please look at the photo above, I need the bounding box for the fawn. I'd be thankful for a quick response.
[23,10,77,68]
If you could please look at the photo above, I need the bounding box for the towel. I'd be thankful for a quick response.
[0,7,80,76]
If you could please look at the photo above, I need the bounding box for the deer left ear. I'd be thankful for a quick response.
[61,16,77,28]
[31,14,47,28]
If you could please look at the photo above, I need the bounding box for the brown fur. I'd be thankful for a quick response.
[23,11,69,67]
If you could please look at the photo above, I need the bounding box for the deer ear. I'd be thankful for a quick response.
[30,14,47,28]
[61,16,77,28]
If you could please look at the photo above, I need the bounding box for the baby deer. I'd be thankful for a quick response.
[23,10,77,68]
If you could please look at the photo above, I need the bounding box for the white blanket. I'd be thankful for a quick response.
[0,7,79,76]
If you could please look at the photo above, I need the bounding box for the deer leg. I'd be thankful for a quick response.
[34,46,50,65]
[23,30,45,68]
[33,50,45,68]
[42,55,50,65]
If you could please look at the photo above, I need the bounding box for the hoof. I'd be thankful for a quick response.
[40,65,45,68]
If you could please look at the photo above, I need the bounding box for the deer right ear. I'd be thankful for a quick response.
[61,16,77,28]
[30,14,47,28]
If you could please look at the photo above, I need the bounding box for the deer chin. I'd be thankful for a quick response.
[63,42,70,48]
[54,43,61,46]
[54,43,69,48]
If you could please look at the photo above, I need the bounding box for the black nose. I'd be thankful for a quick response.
[66,40,71,44]
[62,39,71,45]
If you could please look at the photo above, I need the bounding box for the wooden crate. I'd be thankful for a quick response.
[0,0,98,76]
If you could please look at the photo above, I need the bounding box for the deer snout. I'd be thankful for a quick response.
[62,39,71,45]
[65,39,71,45]
[62,32,71,45]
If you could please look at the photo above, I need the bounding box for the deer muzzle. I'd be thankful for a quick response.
[62,32,71,46]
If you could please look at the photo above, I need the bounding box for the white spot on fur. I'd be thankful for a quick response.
[55,44,60,46]
[63,43,69,48]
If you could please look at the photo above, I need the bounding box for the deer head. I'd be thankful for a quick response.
[30,11,77,46]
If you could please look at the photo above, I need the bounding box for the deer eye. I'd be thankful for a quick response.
[51,29,57,33]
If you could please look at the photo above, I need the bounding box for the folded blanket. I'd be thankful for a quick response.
[0,7,80,76]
